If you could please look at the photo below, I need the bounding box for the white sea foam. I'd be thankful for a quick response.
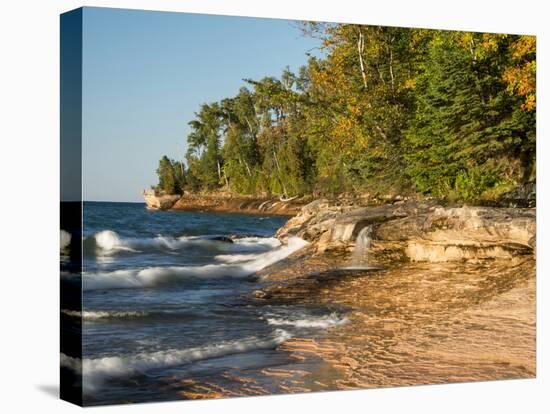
[60,230,71,251]
[83,237,307,290]
[94,230,125,251]
[61,309,148,320]
[231,237,281,249]
[88,230,138,254]
[62,329,291,393]
[266,312,349,329]
[214,252,267,263]
[85,230,282,256]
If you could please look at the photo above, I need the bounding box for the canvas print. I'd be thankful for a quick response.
[60,7,536,406]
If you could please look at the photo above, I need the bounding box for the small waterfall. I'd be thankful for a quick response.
[349,225,373,268]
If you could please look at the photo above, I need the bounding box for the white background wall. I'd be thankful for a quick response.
[0,0,547,412]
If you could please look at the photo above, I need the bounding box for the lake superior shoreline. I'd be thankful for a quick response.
[167,197,536,399]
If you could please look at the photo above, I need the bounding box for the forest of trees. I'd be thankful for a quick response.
[155,24,535,202]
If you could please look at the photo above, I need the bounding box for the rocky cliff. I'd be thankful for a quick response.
[142,189,180,210]
[170,193,308,216]
[142,189,308,215]
[276,199,536,265]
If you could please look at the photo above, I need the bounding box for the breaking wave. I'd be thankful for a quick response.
[61,329,291,393]
[61,308,208,321]
[214,252,267,263]
[61,309,149,320]
[83,237,308,290]
[83,230,282,256]
[266,312,349,329]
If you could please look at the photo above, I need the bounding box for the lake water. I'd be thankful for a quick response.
[62,202,348,405]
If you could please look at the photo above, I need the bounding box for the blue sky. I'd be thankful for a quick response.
[81,7,321,202]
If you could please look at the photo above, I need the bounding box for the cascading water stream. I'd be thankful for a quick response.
[351,225,372,267]
[341,225,381,271]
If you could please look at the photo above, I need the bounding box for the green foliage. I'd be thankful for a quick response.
[186,103,224,190]
[156,156,184,195]
[405,32,535,200]
[156,26,535,203]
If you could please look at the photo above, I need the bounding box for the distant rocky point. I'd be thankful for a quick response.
[141,189,308,215]
[142,189,180,210]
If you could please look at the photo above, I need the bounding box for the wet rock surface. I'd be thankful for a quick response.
[166,253,535,399]
[264,258,535,389]
[162,199,536,400]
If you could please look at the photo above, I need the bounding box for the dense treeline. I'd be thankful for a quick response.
[155,24,535,202]
[155,155,186,195]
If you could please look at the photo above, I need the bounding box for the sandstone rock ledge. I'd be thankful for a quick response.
[170,193,308,216]
[276,199,535,264]
[142,190,308,215]
[142,189,180,210]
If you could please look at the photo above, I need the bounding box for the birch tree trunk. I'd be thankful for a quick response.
[216,158,222,181]
[389,44,395,93]
[272,149,288,197]
[357,28,368,89]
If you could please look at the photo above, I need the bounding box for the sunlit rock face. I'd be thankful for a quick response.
[377,206,535,263]
[142,190,181,210]
[276,200,535,263]
[170,193,307,216]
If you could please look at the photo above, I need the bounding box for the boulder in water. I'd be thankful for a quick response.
[209,236,234,243]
